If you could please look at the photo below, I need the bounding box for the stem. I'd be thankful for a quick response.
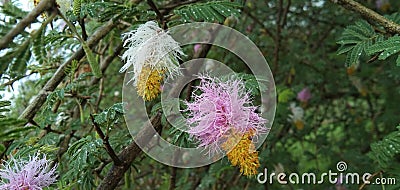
[330,0,400,34]
[169,167,177,190]
[90,114,123,166]
[58,11,85,43]
[0,0,56,50]
[147,0,165,29]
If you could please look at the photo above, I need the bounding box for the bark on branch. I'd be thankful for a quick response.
[0,0,56,50]
[330,0,400,34]
[19,20,116,121]
[96,112,162,190]
[90,114,123,166]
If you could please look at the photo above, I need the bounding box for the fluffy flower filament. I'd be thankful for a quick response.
[185,75,267,176]
[0,154,58,190]
[120,21,184,101]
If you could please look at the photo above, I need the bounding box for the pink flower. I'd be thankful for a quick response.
[0,154,58,190]
[185,75,267,154]
[297,87,312,103]
[194,44,201,54]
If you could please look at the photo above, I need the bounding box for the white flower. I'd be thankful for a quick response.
[289,103,304,123]
[288,103,304,129]
[119,21,184,85]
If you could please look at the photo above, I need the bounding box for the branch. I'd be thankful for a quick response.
[147,0,165,28]
[330,0,400,34]
[0,72,37,87]
[281,0,291,28]
[0,0,56,50]
[90,43,124,85]
[79,17,88,41]
[169,167,177,190]
[90,114,123,165]
[97,112,162,190]
[242,8,275,41]
[359,170,383,190]
[273,0,284,74]
[94,78,104,113]
[19,19,116,121]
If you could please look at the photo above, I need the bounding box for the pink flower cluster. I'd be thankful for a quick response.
[0,154,58,190]
[185,76,267,154]
[297,87,312,103]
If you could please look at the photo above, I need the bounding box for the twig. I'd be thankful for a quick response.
[273,0,283,74]
[169,167,177,190]
[272,0,291,74]
[43,92,92,99]
[51,131,74,169]
[79,16,88,41]
[311,25,334,52]
[90,43,124,85]
[147,0,165,28]
[133,171,152,180]
[94,159,112,178]
[330,0,400,34]
[97,112,162,190]
[19,19,116,121]
[90,114,123,165]
[0,72,36,87]
[281,0,291,27]
[0,141,12,159]
[95,78,104,113]
[359,170,383,190]
[242,8,275,41]
[0,0,56,50]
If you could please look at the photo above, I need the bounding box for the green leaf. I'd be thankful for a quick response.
[336,20,379,66]
[386,12,400,24]
[82,43,102,78]
[9,40,31,77]
[365,35,400,65]
[370,125,400,168]
[57,88,65,100]
[237,73,268,96]
[173,1,242,23]
[278,88,295,103]
[0,118,31,141]
[337,44,354,55]
[32,19,49,65]
[0,124,34,141]
[1,2,28,20]
[365,36,400,55]
[94,103,125,127]
[346,42,364,67]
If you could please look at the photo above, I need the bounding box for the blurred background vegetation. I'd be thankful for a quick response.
[1,0,400,189]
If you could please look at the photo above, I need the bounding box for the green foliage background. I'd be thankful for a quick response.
[0,0,400,189]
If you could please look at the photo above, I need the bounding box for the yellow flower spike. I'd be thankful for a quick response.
[294,120,304,130]
[222,132,260,177]
[136,66,164,101]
